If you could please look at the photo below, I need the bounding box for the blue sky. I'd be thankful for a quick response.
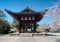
[0,0,60,25]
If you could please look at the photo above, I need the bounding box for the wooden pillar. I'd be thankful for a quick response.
[25,23,27,32]
[29,22,32,33]
[23,23,26,33]
[31,23,32,32]
[33,22,36,32]
[19,21,21,33]
[23,27,25,33]
[22,23,24,33]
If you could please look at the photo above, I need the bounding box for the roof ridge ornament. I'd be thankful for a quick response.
[19,6,36,13]
[26,6,29,9]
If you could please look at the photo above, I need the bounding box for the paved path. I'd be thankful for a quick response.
[0,37,36,42]
[20,37,36,42]
[0,35,58,42]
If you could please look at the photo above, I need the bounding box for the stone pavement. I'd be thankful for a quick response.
[0,35,58,42]
[20,37,36,42]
